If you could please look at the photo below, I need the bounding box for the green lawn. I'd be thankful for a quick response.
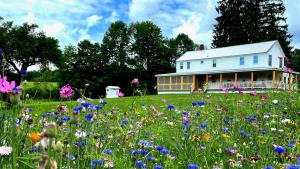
[1,93,300,169]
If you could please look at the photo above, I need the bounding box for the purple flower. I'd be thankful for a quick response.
[136,160,145,168]
[154,165,163,169]
[131,78,139,85]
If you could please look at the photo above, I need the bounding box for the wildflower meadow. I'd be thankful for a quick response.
[0,77,300,169]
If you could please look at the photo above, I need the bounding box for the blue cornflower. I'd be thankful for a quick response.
[290,140,297,144]
[274,146,286,154]
[223,119,230,125]
[73,106,83,112]
[197,101,204,106]
[160,148,169,155]
[188,164,199,169]
[131,150,140,156]
[140,149,148,156]
[191,102,197,107]
[103,149,113,154]
[264,166,274,169]
[260,130,268,135]
[82,102,92,107]
[246,115,257,121]
[239,130,245,135]
[196,112,201,116]
[200,123,207,129]
[182,111,188,115]
[138,140,154,148]
[167,104,175,110]
[146,156,155,161]
[61,116,71,121]
[246,134,252,138]
[92,159,104,165]
[85,114,93,121]
[229,116,234,120]
[29,147,39,153]
[154,165,163,169]
[101,101,107,105]
[182,120,189,128]
[95,106,102,110]
[286,165,300,169]
[136,160,146,168]
[156,146,165,151]
[0,115,3,120]
[223,128,229,133]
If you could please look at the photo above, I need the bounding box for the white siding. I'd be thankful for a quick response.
[176,43,286,73]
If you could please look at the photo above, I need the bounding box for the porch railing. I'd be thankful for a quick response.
[206,81,298,90]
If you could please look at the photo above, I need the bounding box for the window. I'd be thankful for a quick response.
[212,59,216,67]
[268,55,272,66]
[253,55,258,64]
[279,57,283,68]
[240,56,245,65]
[187,62,190,69]
[180,62,183,69]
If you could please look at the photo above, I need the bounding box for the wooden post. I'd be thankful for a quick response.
[206,74,209,88]
[289,74,293,90]
[192,75,196,91]
[235,73,238,83]
[157,77,160,91]
[181,76,183,90]
[169,76,172,90]
[251,72,254,89]
[220,74,223,85]
[272,71,276,88]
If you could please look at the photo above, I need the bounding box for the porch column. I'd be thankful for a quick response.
[156,77,159,91]
[272,71,276,88]
[289,74,293,90]
[192,75,196,91]
[180,76,183,90]
[235,73,238,83]
[169,76,172,90]
[220,74,223,85]
[206,74,209,87]
[250,72,254,89]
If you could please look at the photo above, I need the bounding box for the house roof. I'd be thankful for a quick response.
[177,40,280,62]
[106,86,120,89]
[155,67,299,77]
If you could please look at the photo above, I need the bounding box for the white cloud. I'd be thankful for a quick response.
[106,11,119,23]
[25,12,36,24]
[43,23,66,37]
[173,13,202,42]
[86,15,102,27]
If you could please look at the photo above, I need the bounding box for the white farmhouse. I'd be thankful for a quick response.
[155,40,299,94]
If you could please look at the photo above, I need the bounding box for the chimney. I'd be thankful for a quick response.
[199,44,205,50]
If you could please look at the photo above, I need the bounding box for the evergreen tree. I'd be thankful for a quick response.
[260,0,292,58]
[212,0,249,47]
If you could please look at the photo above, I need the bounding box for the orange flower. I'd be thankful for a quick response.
[29,133,42,143]
[201,133,211,141]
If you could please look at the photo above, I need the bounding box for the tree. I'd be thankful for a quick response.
[291,49,300,72]
[167,33,194,66]
[100,21,135,95]
[212,0,250,47]
[0,20,62,83]
[129,21,169,93]
[260,0,293,58]
[212,0,293,57]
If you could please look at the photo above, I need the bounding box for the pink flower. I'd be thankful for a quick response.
[231,82,238,89]
[59,85,74,98]
[161,99,167,103]
[116,91,124,97]
[0,76,22,95]
[249,90,256,96]
[220,85,229,93]
[260,94,269,100]
[131,78,139,85]
[0,146,12,156]
[284,67,293,74]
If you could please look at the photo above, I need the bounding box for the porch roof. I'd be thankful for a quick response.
[155,67,299,77]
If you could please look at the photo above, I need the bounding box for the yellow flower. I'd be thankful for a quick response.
[192,135,200,141]
[222,134,230,139]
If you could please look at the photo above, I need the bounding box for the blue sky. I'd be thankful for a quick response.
[0,0,299,49]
